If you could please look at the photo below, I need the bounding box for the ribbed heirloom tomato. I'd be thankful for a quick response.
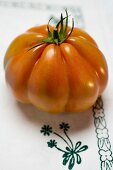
[4,11,108,113]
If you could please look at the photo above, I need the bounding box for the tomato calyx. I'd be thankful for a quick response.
[42,10,74,45]
[28,10,74,51]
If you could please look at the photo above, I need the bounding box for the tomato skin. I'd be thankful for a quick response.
[27,24,54,34]
[5,44,46,103]
[28,44,69,112]
[60,43,99,112]
[4,24,108,113]
[4,32,47,67]
[66,37,108,94]
[67,27,98,47]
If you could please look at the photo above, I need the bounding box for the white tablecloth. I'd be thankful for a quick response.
[0,0,113,170]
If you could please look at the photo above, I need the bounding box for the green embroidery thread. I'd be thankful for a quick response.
[41,122,88,170]
[93,97,113,170]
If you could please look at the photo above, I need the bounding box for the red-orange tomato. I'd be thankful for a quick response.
[4,24,108,113]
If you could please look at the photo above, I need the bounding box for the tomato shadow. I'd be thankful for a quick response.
[16,102,94,135]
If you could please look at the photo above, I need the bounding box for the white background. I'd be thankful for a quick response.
[0,0,113,170]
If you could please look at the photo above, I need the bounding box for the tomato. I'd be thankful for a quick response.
[4,11,108,113]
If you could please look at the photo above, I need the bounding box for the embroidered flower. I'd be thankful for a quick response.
[96,128,108,139]
[93,108,104,118]
[59,122,70,131]
[40,125,52,136]
[99,149,113,161]
[47,140,57,148]
[41,122,88,170]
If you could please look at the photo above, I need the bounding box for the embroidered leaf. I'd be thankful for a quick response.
[98,138,105,149]
[68,155,75,170]
[66,146,71,152]
[62,152,70,158]
[77,145,88,153]
[109,161,113,168]
[106,160,113,169]
[63,155,70,165]
[100,117,106,128]
[74,141,82,151]
[76,154,82,164]
[41,122,88,169]
[101,160,113,170]
[94,118,100,128]
[105,138,111,150]
[101,161,106,170]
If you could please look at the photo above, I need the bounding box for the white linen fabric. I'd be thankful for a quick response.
[0,0,113,170]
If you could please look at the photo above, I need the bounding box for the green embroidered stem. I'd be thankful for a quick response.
[41,123,88,170]
[55,146,66,153]
[64,130,74,150]
[53,132,72,149]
